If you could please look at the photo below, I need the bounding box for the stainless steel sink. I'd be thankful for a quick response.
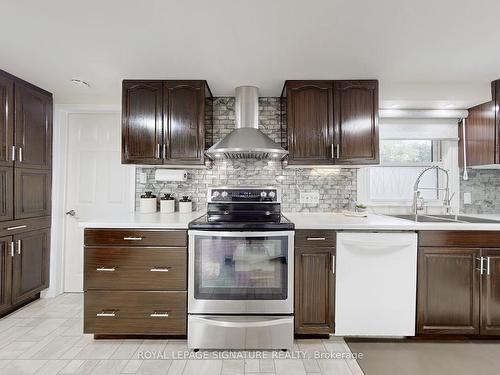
[390,214,500,224]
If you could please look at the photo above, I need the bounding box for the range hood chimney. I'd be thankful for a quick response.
[205,86,288,160]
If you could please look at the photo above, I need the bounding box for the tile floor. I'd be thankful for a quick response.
[0,294,363,375]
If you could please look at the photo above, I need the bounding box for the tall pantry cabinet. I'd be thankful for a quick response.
[0,69,52,317]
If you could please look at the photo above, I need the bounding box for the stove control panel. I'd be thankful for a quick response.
[208,187,280,203]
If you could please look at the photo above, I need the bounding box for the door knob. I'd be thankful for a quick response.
[65,210,76,216]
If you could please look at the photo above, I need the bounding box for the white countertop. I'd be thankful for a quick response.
[283,212,500,231]
[78,211,204,229]
[78,211,500,231]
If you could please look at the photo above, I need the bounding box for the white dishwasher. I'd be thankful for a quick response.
[335,232,418,337]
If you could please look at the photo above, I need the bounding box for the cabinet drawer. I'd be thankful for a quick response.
[296,230,336,248]
[84,247,186,291]
[84,291,186,335]
[84,229,187,247]
[0,216,50,237]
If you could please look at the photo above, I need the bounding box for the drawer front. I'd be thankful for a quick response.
[84,229,187,247]
[84,291,186,335]
[84,247,187,291]
[0,216,51,237]
[296,230,336,248]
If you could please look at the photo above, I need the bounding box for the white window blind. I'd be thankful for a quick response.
[379,118,459,140]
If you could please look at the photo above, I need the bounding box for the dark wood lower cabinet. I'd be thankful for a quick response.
[0,236,13,314]
[294,230,336,335]
[11,229,50,304]
[480,249,500,335]
[417,247,480,335]
[14,168,51,219]
[0,166,13,221]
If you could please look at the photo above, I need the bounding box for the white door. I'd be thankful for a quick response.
[63,112,134,292]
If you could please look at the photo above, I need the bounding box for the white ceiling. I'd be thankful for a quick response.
[1,0,499,108]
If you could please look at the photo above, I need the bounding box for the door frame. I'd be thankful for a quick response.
[44,104,136,298]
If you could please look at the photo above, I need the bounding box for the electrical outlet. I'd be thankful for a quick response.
[463,192,472,205]
[139,172,147,184]
[300,191,320,204]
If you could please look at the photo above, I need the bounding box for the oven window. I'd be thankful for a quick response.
[194,235,289,300]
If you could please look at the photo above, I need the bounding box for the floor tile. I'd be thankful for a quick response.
[274,359,307,375]
[34,359,70,375]
[182,360,222,375]
[135,359,171,375]
[0,359,48,375]
[222,359,244,375]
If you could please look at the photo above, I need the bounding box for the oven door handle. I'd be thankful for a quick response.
[190,316,291,328]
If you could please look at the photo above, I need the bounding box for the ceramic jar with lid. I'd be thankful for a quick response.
[179,196,193,213]
[139,191,157,213]
[160,193,175,213]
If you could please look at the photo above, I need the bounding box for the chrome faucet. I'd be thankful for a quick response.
[412,166,455,219]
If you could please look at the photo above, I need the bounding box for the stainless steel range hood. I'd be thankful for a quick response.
[205,86,288,160]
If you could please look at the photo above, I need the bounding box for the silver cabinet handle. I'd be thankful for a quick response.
[163,144,166,159]
[123,237,142,241]
[10,242,14,257]
[18,147,22,163]
[476,257,485,275]
[6,225,27,231]
[96,311,117,317]
[336,144,340,158]
[17,240,21,255]
[96,267,116,272]
[11,146,15,162]
[150,312,169,318]
[332,255,335,274]
[150,267,170,272]
[487,257,491,276]
[307,237,326,241]
[157,143,160,158]
[331,144,334,159]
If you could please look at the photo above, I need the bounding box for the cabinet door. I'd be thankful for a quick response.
[11,229,49,304]
[14,82,52,169]
[333,80,379,164]
[0,236,13,313]
[0,166,13,221]
[295,246,335,334]
[164,81,205,164]
[121,81,163,164]
[417,247,480,335]
[14,168,51,219]
[481,249,500,335]
[285,81,334,165]
[0,73,14,166]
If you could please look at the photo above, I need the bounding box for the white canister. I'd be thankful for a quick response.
[178,196,193,213]
[139,191,157,213]
[160,193,175,213]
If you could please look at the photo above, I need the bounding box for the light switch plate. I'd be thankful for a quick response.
[300,191,320,204]
[463,192,472,205]
[139,172,147,184]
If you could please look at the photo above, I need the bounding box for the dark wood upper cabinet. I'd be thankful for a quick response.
[122,81,163,164]
[14,168,51,220]
[0,75,14,167]
[281,80,379,165]
[164,81,208,165]
[417,247,480,335]
[0,166,14,222]
[0,236,13,314]
[333,80,379,164]
[283,81,334,165]
[480,249,500,335]
[14,82,52,170]
[122,80,212,165]
[11,228,49,304]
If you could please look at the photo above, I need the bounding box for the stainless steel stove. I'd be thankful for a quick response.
[187,187,294,350]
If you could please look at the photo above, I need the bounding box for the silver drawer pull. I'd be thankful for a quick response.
[123,237,143,241]
[150,312,169,318]
[6,225,27,231]
[96,267,116,272]
[96,311,117,317]
[307,237,326,241]
[150,267,170,272]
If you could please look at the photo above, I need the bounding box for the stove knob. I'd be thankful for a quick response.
[221,191,229,198]
[269,191,276,199]
[260,191,267,198]
[212,191,220,198]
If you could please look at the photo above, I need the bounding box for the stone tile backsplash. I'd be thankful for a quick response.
[135,97,357,212]
[460,169,500,214]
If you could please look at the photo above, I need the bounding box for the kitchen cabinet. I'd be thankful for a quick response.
[294,230,335,335]
[0,74,14,167]
[0,236,12,314]
[333,80,379,164]
[83,228,188,337]
[281,80,379,166]
[14,168,51,219]
[122,80,212,165]
[417,231,500,336]
[0,167,13,221]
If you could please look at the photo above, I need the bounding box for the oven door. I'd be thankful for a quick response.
[188,230,294,314]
